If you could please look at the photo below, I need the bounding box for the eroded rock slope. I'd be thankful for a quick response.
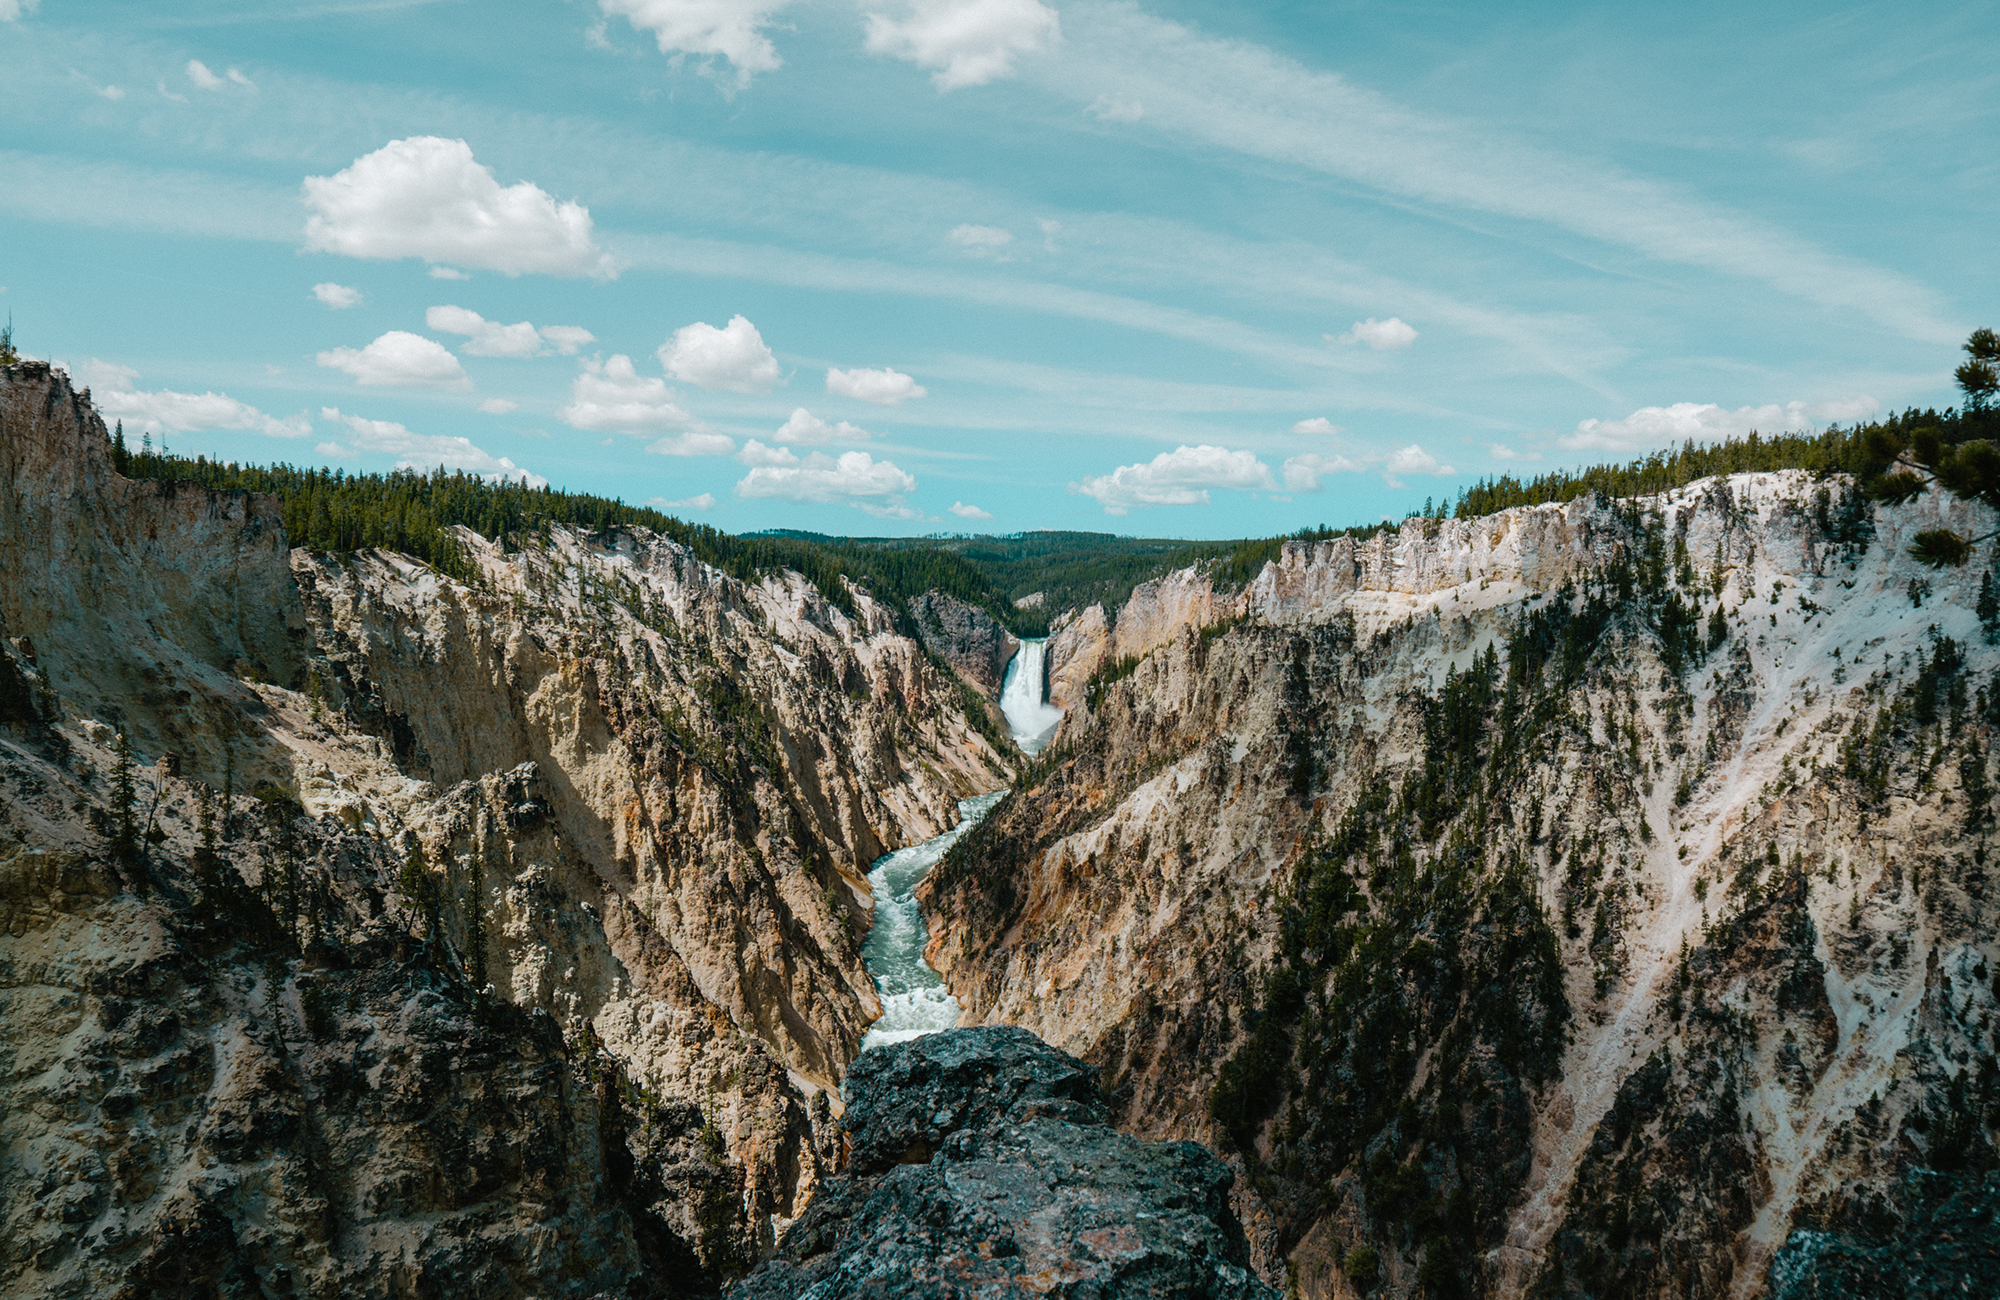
[0,361,1013,1295]
[926,475,2000,1298]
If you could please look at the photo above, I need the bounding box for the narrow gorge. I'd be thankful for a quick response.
[2,360,1995,1299]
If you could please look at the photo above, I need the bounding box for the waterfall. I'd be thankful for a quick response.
[999,638,1063,756]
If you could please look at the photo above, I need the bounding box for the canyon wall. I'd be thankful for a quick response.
[926,474,2000,1298]
[0,362,1014,1296]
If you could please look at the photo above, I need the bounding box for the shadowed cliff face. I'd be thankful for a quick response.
[0,361,1015,1294]
[925,478,2000,1299]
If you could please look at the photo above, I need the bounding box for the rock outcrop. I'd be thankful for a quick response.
[926,475,2000,1297]
[730,1027,1278,1300]
[909,590,1019,698]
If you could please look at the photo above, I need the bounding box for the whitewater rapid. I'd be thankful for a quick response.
[857,638,1061,1051]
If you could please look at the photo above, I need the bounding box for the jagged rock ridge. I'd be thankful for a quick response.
[730,1027,1278,1300]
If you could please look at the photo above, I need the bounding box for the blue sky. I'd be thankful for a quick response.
[2,1,1992,537]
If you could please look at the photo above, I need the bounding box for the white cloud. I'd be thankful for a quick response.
[1384,444,1455,486]
[227,68,255,88]
[1087,94,1142,122]
[661,314,780,392]
[560,354,709,436]
[1564,396,1880,455]
[1280,451,1362,492]
[96,84,125,101]
[539,325,596,355]
[599,0,791,85]
[157,79,188,103]
[303,137,614,279]
[949,223,1014,254]
[187,60,224,90]
[650,431,737,456]
[478,397,519,414]
[652,492,717,511]
[0,0,40,21]
[826,365,926,405]
[319,406,546,486]
[312,282,362,309]
[1038,217,1061,252]
[1332,316,1418,350]
[1291,416,1341,434]
[428,266,469,280]
[426,305,542,358]
[1073,444,1275,514]
[1488,443,1534,461]
[316,330,471,389]
[736,449,918,511]
[735,438,798,467]
[949,500,993,519]
[864,0,1059,91]
[78,359,312,440]
[774,407,870,444]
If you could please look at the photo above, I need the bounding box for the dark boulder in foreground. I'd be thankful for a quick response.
[729,1027,1277,1299]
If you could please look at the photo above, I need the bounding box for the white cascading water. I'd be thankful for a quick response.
[858,790,1006,1050]
[856,638,1062,1051]
[999,638,1063,756]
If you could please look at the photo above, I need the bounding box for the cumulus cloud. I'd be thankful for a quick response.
[826,365,926,405]
[599,0,791,85]
[316,330,471,388]
[97,84,125,101]
[1384,444,1455,487]
[228,67,255,88]
[1488,443,1534,461]
[1332,317,1418,350]
[187,60,223,90]
[77,360,312,440]
[539,325,596,355]
[735,438,798,467]
[559,354,711,439]
[1564,396,1880,455]
[425,306,591,360]
[1280,451,1362,492]
[650,432,737,456]
[428,266,469,280]
[949,500,993,520]
[425,305,541,358]
[661,315,780,393]
[864,0,1059,90]
[312,282,362,309]
[735,449,918,515]
[652,492,718,512]
[949,223,1014,255]
[1073,444,1275,515]
[774,407,870,444]
[478,397,519,414]
[0,1,40,22]
[303,137,614,279]
[1291,416,1342,435]
[319,406,545,486]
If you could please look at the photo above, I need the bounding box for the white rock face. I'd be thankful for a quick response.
[927,472,2000,1298]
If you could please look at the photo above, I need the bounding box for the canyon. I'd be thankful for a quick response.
[1,358,1995,1298]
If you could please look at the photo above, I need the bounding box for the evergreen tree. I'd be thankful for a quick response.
[0,321,16,367]
[466,841,488,993]
[1981,569,2000,646]
[111,422,130,475]
[399,836,443,949]
[110,731,139,864]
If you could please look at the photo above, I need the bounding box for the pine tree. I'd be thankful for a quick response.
[1981,569,2000,645]
[0,321,17,367]
[399,836,442,949]
[110,732,139,864]
[112,422,130,475]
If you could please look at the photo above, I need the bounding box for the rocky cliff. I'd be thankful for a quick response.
[730,1027,1278,1300]
[924,474,2000,1297]
[0,361,1015,1296]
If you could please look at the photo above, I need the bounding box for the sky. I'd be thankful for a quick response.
[1,1,1993,538]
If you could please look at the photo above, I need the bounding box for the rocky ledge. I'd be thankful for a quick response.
[730,1027,1277,1299]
